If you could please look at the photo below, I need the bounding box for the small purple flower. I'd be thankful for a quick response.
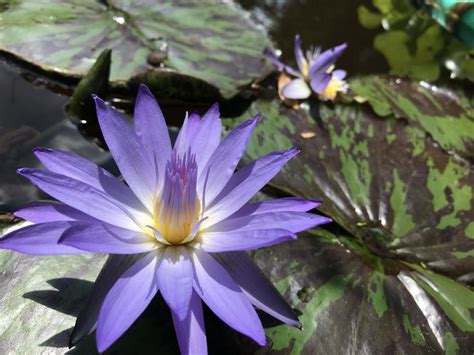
[265,34,348,101]
[0,85,331,354]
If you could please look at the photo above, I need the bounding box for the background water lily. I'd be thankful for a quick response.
[265,34,348,101]
[0,85,331,353]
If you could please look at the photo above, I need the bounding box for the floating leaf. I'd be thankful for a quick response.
[350,75,474,162]
[357,0,474,82]
[0,216,275,354]
[225,85,474,351]
[0,0,273,99]
[252,229,474,353]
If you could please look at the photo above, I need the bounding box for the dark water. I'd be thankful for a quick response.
[239,0,389,74]
[0,0,461,211]
[0,60,113,210]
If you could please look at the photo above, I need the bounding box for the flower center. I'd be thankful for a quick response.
[153,152,201,245]
[321,77,346,101]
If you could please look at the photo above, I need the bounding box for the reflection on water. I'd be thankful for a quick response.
[0,61,113,210]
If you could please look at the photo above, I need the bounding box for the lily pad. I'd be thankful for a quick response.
[350,75,474,163]
[253,228,474,354]
[0,0,273,99]
[357,0,474,82]
[225,88,474,351]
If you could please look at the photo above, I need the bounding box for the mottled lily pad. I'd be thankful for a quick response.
[226,90,474,352]
[357,0,474,82]
[0,0,273,99]
[350,75,474,163]
[253,228,474,354]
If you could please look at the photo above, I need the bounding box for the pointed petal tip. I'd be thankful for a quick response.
[33,147,53,154]
[253,112,262,124]
[241,116,260,128]
[16,167,33,176]
[294,34,302,48]
[337,43,348,51]
[96,337,111,354]
[287,146,300,157]
[320,216,333,225]
[137,83,154,98]
[263,47,274,56]
[138,82,150,91]
[93,95,107,109]
[255,333,267,347]
[209,102,220,112]
[308,199,323,206]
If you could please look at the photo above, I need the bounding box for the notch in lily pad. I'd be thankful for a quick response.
[67,49,111,122]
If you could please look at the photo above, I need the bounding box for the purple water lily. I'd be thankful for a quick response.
[0,85,331,354]
[265,34,348,101]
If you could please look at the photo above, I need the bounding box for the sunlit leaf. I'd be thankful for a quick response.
[357,0,474,82]
[350,75,474,162]
[225,83,474,351]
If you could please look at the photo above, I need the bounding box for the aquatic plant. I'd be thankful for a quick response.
[0,85,330,353]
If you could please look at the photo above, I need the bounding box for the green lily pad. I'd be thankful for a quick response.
[350,75,474,163]
[357,0,474,82]
[0,0,273,99]
[225,86,474,351]
[0,218,239,354]
[253,228,474,354]
[0,217,105,353]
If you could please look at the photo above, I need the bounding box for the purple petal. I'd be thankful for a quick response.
[216,252,299,327]
[332,69,347,80]
[198,229,295,253]
[172,290,207,355]
[14,202,99,223]
[96,252,160,352]
[192,250,266,345]
[189,104,222,174]
[174,104,222,175]
[70,255,141,346]
[59,223,157,254]
[207,212,331,234]
[94,96,156,208]
[156,246,193,320]
[230,197,321,218]
[294,34,308,75]
[174,112,200,155]
[204,148,299,227]
[197,117,258,208]
[308,43,347,78]
[263,48,301,77]
[17,168,149,231]
[281,78,311,99]
[309,70,332,94]
[33,148,146,214]
[0,222,84,255]
[134,84,172,189]
[264,47,285,71]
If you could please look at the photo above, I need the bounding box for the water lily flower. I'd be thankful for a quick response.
[0,85,331,354]
[265,34,348,101]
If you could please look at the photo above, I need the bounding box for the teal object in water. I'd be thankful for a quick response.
[415,0,474,47]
